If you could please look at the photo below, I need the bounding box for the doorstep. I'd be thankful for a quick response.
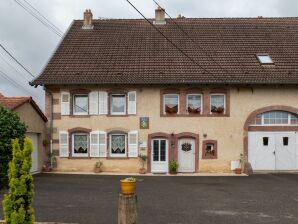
[43,171,248,177]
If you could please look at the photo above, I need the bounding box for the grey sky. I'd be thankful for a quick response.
[0,0,297,109]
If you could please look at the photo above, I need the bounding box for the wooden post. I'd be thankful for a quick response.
[118,193,137,224]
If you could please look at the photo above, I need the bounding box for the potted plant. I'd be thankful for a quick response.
[120,177,137,195]
[235,153,244,174]
[42,151,56,172]
[94,160,103,173]
[211,106,224,114]
[169,160,179,174]
[165,105,178,114]
[138,154,147,174]
[188,106,201,114]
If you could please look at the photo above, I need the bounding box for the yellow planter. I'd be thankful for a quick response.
[120,180,136,195]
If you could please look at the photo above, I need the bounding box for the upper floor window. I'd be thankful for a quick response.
[72,133,88,157]
[256,54,274,65]
[254,111,298,125]
[73,94,88,115]
[164,94,179,114]
[187,94,202,114]
[111,94,126,115]
[110,134,126,157]
[210,94,225,114]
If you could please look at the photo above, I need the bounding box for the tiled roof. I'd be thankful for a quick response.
[0,94,47,122]
[31,17,298,85]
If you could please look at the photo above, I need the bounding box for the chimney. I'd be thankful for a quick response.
[154,6,166,25]
[82,9,94,29]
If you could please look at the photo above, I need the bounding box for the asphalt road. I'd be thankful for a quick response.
[1,173,298,224]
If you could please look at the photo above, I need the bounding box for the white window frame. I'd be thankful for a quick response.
[251,111,298,126]
[163,94,180,114]
[73,94,89,115]
[111,94,127,115]
[72,133,89,157]
[210,94,226,114]
[186,94,203,114]
[109,133,127,157]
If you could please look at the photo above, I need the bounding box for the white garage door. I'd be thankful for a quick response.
[26,133,39,173]
[248,132,298,171]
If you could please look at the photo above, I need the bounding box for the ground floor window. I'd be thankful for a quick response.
[110,134,126,157]
[72,133,88,157]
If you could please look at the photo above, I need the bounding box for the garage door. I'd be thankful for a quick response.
[26,133,39,173]
[248,132,297,171]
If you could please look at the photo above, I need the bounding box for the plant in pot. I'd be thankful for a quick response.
[94,160,103,173]
[188,106,201,114]
[211,106,224,114]
[235,153,244,174]
[42,151,56,172]
[120,177,137,195]
[169,160,179,174]
[138,154,147,174]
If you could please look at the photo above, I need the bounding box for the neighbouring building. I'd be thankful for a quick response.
[30,8,298,174]
[0,93,47,173]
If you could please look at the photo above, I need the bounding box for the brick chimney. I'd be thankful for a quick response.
[82,9,94,29]
[154,6,166,25]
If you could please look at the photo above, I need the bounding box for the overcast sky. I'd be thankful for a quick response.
[0,0,297,109]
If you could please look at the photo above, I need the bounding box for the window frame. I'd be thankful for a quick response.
[73,94,89,115]
[72,133,89,157]
[253,111,298,126]
[163,94,180,115]
[110,94,127,115]
[109,133,127,157]
[210,94,226,114]
[186,94,203,114]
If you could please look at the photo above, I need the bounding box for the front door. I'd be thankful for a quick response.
[151,139,168,173]
[275,133,296,170]
[178,138,195,172]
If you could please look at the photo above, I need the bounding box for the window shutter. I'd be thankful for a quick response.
[61,92,70,115]
[59,131,69,157]
[128,130,138,157]
[99,131,107,157]
[128,91,137,115]
[89,91,99,115]
[90,131,100,157]
[98,91,108,115]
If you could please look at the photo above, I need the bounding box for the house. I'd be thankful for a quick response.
[30,8,298,173]
[0,93,47,173]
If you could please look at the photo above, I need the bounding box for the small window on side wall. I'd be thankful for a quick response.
[202,140,217,159]
[164,94,179,115]
[187,94,202,114]
[210,94,225,114]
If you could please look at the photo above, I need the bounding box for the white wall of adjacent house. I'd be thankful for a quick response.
[26,133,39,173]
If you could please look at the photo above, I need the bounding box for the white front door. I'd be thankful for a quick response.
[178,138,195,172]
[26,133,39,173]
[248,132,297,171]
[151,139,168,173]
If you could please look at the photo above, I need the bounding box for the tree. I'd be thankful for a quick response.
[0,106,26,189]
[2,138,35,224]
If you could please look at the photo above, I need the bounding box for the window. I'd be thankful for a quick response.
[202,140,217,159]
[164,94,179,114]
[73,94,88,115]
[257,54,274,64]
[283,137,289,146]
[72,133,88,157]
[111,94,126,115]
[254,111,298,125]
[187,94,202,114]
[210,94,225,114]
[110,134,126,157]
[263,137,269,146]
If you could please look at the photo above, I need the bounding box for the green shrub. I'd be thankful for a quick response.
[0,106,26,189]
[2,138,35,224]
[169,160,179,171]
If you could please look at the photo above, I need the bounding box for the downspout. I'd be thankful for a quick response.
[48,90,54,168]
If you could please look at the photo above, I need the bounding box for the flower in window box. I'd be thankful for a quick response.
[166,105,178,114]
[188,106,201,114]
[211,106,224,113]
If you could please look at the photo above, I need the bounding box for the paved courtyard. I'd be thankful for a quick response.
[1,173,298,224]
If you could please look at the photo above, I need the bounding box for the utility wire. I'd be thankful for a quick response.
[0,44,35,78]
[152,0,233,79]
[126,0,221,81]
[13,0,63,37]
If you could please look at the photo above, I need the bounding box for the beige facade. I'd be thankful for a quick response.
[48,85,298,173]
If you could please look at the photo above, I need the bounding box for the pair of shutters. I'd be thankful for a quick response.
[59,131,138,158]
[60,91,137,115]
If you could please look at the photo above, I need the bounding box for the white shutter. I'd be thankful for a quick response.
[90,131,100,157]
[89,91,99,115]
[98,91,108,115]
[99,131,107,157]
[61,92,70,115]
[128,130,138,157]
[59,131,69,157]
[128,91,137,115]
